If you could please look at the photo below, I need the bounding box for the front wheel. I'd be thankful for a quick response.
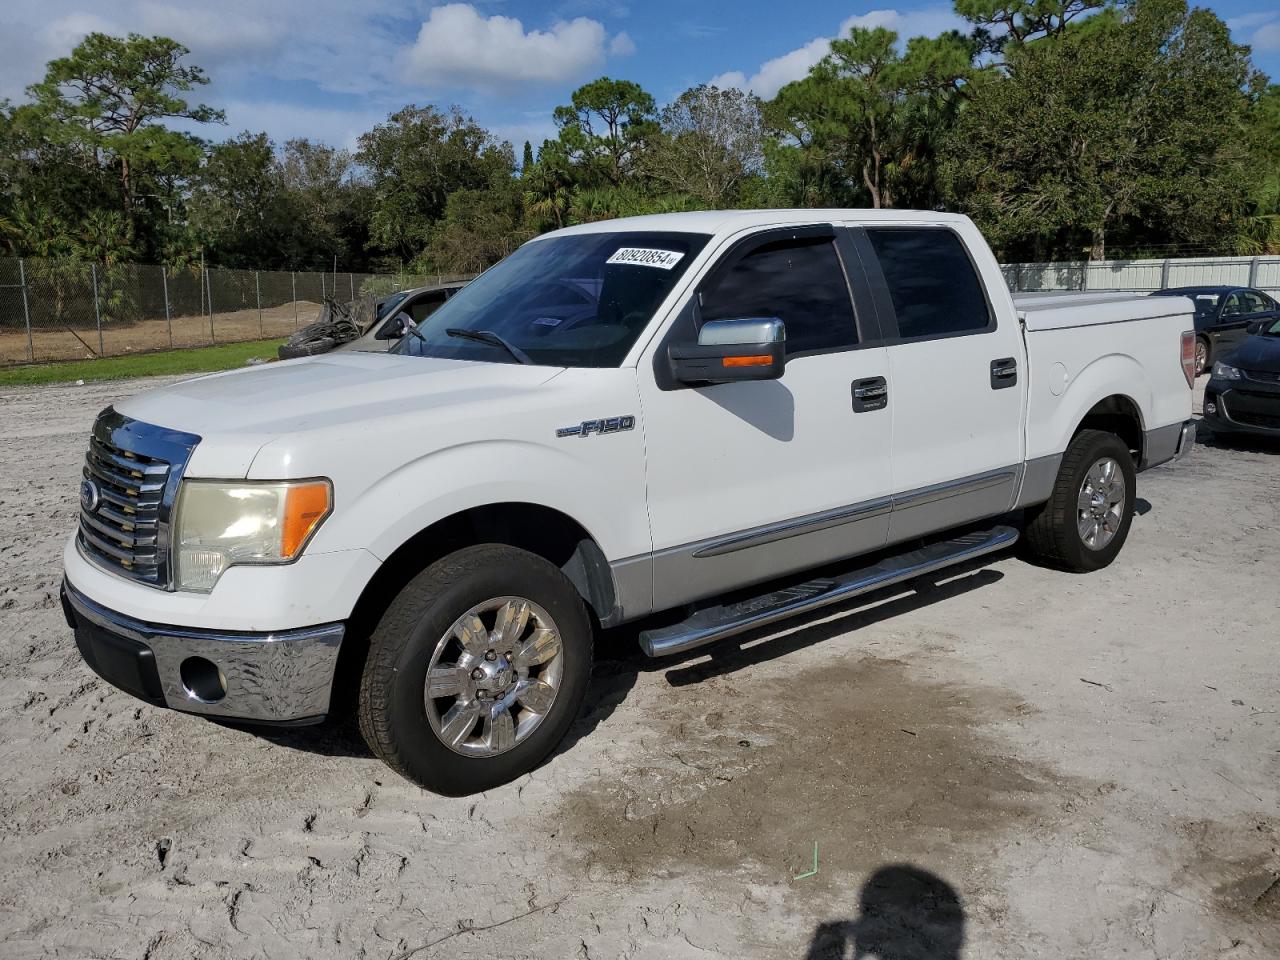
[1195,336,1210,377]
[1022,429,1136,572]
[357,545,593,795]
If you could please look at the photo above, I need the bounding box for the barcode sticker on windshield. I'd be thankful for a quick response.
[607,247,685,270]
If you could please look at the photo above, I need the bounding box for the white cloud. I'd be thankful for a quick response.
[610,31,636,56]
[1227,12,1277,32]
[0,0,418,101]
[175,100,387,151]
[1249,21,1280,52]
[401,4,608,90]
[711,7,965,99]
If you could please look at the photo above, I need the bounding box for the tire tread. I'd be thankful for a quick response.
[1023,429,1133,572]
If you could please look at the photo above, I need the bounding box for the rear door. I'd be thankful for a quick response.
[638,225,893,611]
[852,224,1027,544]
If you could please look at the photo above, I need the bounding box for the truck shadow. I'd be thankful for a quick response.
[552,550,1009,759]
[803,863,965,960]
[253,551,1009,765]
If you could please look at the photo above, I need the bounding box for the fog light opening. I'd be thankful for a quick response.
[180,656,228,703]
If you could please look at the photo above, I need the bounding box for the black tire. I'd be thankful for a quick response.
[1195,336,1210,377]
[357,544,593,795]
[1022,429,1136,573]
[278,337,336,360]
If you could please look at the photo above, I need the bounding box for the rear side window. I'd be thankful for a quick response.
[867,228,991,339]
[700,237,857,355]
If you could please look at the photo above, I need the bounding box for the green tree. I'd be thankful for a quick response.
[522,139,574,230]
[768,27,975,209]
[553,78,657,187]
[423,176,533,274]
[944,0,1262,260]
[954,0,1114,55]
[187,132,294,267]
[279,138,370,268]
[24,33,223,241]
[645,85,765,207]
[1237,85,1280,253]
[358,105,513,263]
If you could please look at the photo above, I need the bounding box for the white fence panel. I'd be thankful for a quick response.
[1164,257,1253,289]
[1003,254,1280,294]
[1084,259,1164,291]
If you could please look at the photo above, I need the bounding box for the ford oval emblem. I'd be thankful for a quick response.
[80,478,100,513]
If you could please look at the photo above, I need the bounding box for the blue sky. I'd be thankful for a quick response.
[2,1,1278,154]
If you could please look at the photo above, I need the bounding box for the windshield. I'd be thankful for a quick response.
[1262,317,1280,336]
[392,231,710,367]
[377,290,412,321]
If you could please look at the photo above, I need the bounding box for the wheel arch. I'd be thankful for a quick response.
[332,502,618,714]
[1073,393,1146,465]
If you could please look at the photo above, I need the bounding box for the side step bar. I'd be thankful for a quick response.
[638,525,1019,658]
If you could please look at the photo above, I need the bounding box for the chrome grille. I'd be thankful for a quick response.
[76,408,200,589]
[79,437,169,583]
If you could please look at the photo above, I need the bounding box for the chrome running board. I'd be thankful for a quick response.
[638,525,1018,658]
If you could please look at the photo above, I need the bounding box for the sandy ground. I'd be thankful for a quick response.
[0,376,1277,959]
[0,302,320,364]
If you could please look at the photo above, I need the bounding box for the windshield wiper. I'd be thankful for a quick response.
[445,328,533,365]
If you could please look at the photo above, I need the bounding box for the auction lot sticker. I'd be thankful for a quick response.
[607,247,685,269]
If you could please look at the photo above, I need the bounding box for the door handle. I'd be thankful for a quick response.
[990,358,1018,390]
[852,376,888,412]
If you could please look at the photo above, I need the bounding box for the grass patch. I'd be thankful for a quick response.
[0,339,285,387]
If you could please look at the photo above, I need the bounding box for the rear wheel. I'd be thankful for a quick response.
[1022,429,1136,572]
[357,545,593,795]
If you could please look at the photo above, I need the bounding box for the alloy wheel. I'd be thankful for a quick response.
[423,597,564,757]
[1076,457,1126,551]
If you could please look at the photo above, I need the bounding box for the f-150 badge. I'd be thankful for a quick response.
[556,416,635,438]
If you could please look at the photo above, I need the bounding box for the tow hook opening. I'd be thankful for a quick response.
[180,656,228,703]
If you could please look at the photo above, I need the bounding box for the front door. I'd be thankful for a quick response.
[639,226,893,611]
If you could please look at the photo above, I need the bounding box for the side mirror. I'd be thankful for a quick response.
[1246,320,1266,335]
[669,317,786,385]
[375,312,411,341]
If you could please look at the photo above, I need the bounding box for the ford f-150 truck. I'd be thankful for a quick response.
[62,210,1196,794]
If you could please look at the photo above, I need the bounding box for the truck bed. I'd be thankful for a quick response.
[1014,292,1195,331]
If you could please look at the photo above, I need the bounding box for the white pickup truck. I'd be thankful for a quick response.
[62,210,1196,794]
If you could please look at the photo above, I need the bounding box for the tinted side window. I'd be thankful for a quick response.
[867,228,991,339]
[701,237,857,355]
[408,292,448,324]
[1240,291,1268,314]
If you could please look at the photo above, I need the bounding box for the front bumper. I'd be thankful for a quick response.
[1204,378,1280,437]
[62,579,344,723]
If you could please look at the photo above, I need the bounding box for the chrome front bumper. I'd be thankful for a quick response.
[62,579,344,723]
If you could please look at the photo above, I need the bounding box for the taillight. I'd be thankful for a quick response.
[1180,330,1195,387]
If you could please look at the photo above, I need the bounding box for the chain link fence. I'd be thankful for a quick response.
[0,257,474,365]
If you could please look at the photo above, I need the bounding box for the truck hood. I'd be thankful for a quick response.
[115,352,564,477]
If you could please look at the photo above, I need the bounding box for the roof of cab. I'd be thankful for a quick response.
[533,208,972,240]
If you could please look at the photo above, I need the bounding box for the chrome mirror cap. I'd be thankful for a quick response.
[697,317,785,346]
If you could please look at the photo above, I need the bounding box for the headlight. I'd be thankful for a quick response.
[174,479,332,592]
[1211,361,1241,380]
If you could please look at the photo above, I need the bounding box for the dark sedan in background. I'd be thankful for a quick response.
[1203,315,1280,438]
[1150,286,1280,376]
